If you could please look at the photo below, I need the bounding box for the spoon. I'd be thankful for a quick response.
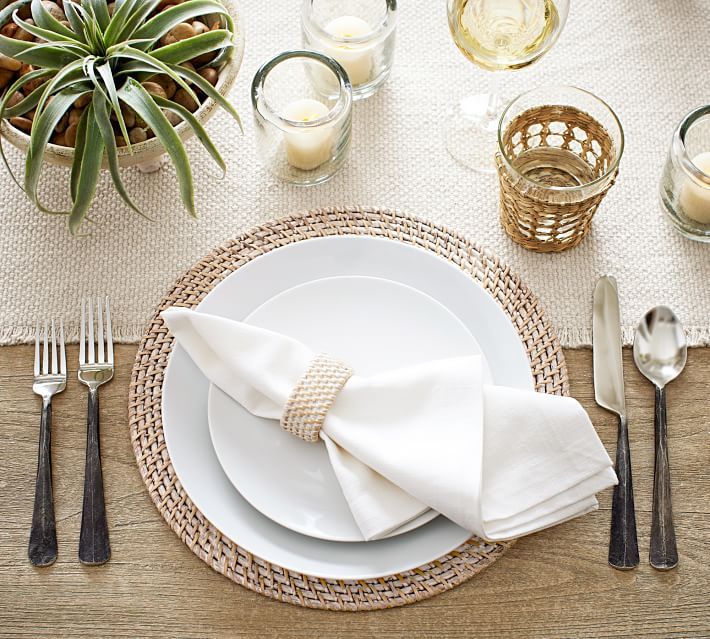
[633,306,687,570]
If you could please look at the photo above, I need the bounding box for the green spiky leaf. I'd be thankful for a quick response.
[84,0,111,31]
[0,35,85,66]
[68,102,104,233]
[0,0,31,29]
[13,9,87,47]
[70,104,90,202]
[3,81,47,117]
[109,44,201,107]
[151,29,232,65]
[92,90,143,214]
[0,66,54,189]
[117,77,195,216]
[152,93,225,174]
[31,0,83,41]
[62,1,90,41]
[112,0,161,44]
[168,62,240,128]
[94,61,132,151]
[34,59,88,117]
[25,86,90,210]
[0,67,54,118]
[102,0,139,45]
[133,0,231,44]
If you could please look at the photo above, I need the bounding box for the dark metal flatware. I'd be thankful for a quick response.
[633,305,686,570]
[78,297,113,565]
[29,320,66,567]
[593,276,639,570]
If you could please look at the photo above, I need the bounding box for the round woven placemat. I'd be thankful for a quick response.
[128,207,569,611]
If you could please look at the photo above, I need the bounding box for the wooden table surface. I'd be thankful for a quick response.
[0,344,708,638]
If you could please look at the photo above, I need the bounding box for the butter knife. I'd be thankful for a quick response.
[593,276,639,570]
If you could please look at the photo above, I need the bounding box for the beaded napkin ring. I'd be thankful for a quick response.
[280,354,353,442]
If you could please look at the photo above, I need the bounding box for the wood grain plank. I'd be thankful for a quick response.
[0,345,708,638]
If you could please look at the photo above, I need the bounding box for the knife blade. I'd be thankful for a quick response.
[593,276,626,417]
[592,275,639,570]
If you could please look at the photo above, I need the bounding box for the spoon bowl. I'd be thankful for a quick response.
[633,305,687,388]
[633,305,686,571]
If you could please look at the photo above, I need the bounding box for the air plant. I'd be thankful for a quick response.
[0,0,241,233]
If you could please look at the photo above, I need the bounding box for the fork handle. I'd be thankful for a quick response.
[79,388,110,565]
[650,385,678,570]
[29,398,58,567]
[609,414,639,570]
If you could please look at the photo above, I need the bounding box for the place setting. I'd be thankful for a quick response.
[0,0,708,631]
[129,207,614,605]
[127,206,696,609]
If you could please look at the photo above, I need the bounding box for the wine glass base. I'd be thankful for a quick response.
[446,94,507,174]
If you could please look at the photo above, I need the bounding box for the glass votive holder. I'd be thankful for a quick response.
[660,105,710,242]
[301,0,397,100]
[496,86,624,253]
[251,50,352,186]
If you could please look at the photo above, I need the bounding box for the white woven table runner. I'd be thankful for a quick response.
[0,0,708,346]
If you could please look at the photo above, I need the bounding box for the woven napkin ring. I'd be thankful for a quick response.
[280,354,354,443]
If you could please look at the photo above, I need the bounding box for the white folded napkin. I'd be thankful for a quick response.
[163,307,617,541]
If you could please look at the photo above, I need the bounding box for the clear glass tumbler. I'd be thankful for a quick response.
[251,50,353,186]
[301,0,397,101]
[660,105,710,242]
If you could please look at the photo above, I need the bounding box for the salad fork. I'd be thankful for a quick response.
[78,297,113,565]
[29,320,66,567]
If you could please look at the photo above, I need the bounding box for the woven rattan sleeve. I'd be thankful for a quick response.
[281,354,353,443]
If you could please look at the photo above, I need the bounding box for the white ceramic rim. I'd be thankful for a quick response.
[161,235,534,579]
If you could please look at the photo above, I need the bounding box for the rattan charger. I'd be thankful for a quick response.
[496,105,619,253]
[128,207,569,611]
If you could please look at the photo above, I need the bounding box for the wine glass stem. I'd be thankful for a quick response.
[485,71,501,121]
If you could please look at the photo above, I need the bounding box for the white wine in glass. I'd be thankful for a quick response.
[446,0,569,172]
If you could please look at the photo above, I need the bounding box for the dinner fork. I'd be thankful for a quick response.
[78,297,113,565]
[29,320,66,567]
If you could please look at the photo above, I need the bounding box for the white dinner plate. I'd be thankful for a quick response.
[162,235,533,579]
[208,275,489,542]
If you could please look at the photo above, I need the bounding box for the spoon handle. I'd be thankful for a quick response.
[609,414,639,569]
[650,386,678,570]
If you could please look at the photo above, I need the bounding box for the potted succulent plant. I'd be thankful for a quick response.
[0,0,243,233]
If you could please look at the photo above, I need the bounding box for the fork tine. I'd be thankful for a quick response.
[59,320,66,376]
[51,319,58,374]
[88,296,95,364]
[105,297,113,365]
[42,321,48,375]
[34,323,40,377]
[97,297,104,364]
[80,299,86,365]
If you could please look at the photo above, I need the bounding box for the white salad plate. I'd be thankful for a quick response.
[162,236,533,580]
[208,275,488,542]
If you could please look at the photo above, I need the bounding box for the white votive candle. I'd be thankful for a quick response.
[323,16,373,85]
[282,98,333,171]
[679,151,710,224]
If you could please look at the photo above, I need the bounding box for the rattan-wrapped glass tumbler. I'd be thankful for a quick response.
[496,86,624,252]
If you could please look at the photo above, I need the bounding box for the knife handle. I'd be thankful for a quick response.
[609,414,639,570]
[649,386,678,570]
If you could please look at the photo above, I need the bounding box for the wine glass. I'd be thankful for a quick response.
[446,0,569,173]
